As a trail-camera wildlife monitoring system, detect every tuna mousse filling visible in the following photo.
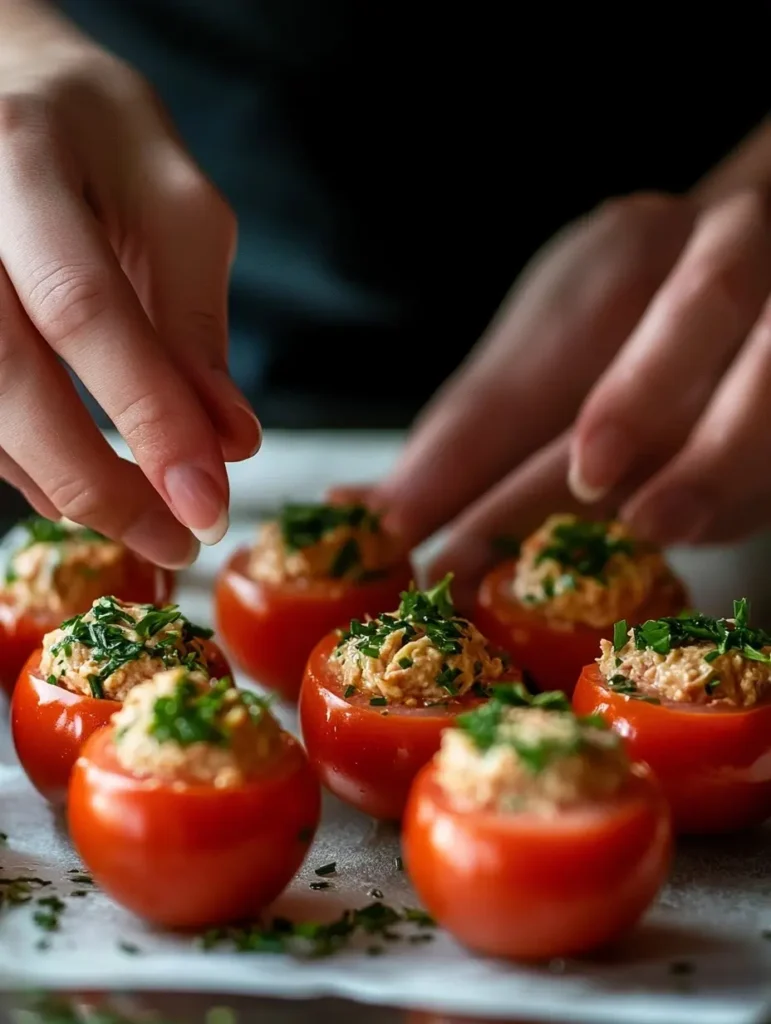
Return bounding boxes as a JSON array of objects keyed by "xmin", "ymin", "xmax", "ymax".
[
  {"xmin": 111, "ymin": 668, "xmax": 281, "ymax": 788},
  {"xmin": 331, "ymin": 574, "xmax": 506, "ymax": 706},
  {"xmin": 3, "ymin": 517, "xmax": 131, "ymax": 616},
  {"xmin": 511, "ymin": 514, "xmax": 681, "ymax": 629},
  {"xmin": 247, "ymin": 502, "xmax": 402, "ymax": 586},
  {"xmin": 39, "ymin": 596, "xmax": 215, "ymax": 701},
  {"xmin": 435, "ymin": 686, "xmax": 629, "ymax": 815},
  {"xmin": 599, "ymin": 599, "xmax": 771, "ymax": 707}
]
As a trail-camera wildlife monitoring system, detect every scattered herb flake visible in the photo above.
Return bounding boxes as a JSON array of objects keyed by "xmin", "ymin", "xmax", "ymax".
[
  {"xmin": 343, "ymin": 685, "xmax": 356, "ymax": 698},
  {"xmin": 314, "ymin": 862, "xmax": 337, "ymax": 877}
]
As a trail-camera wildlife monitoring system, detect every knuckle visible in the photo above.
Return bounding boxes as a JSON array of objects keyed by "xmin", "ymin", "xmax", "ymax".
[
  {"xmin": 111, "ymin": 390, "xmax": 172, "ymax": 453},
  {"xmin": 0, "ymin": 93, "xmax": 50, "ymax": 140},
  {"xmin": 47, "ymin": 476, "xmax": 111, "ymax": 527},
  {"xmin": 24, "ymin": 261, "xmax": 110, "ymax": 348},
  {"xmin": 674, "ymin": 255, "xmax": 752, "ymax": 326}
]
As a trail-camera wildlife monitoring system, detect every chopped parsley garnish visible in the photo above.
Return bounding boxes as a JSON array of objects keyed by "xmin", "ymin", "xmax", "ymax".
[
  {"xmin": 329, "ymin": 538, "xmax": 362, "ymax": 579},
  {"xmin": 613, "ymin": 619, "xmax": 628, "ymax": 651},
  {"xmin": 16, "ymin": 516, "xmax": 106, "ymax": 548},
  {"xmin": 279, "ymin": 502, "xmax": 380, "ymax": 551},
  {"xmin": 455, "ymin": 684, "xmax": 613, "ymax": 773},
  {"xmin": 535, "ymin": 518, "xmax": 634, "ymax": 582},
  {"xmin": 369, "ymin": 696, "xmax": 388, "ymax": 707},
  {"xmin": 343, "ymin": 684, "xmax": 356, "ymax": 698},
  {"xmin": 49, "ymin": 597, "xmax": 213, "ymax": 692},
  {"xmin": 314, "ymin": 862, "xmax": 336, "ymax": 877},
  {"xmin": 607, "ymin": 674, "xmax": 660, "ymax": 705},
  {"xmin": 33, "ymin": 895, "xmax": 66, "ymax": 932},
  {"xmin": 436, "ymin": 665, "xmax": 461, "ymax": 694},
  {"xmin": 198, "ymin": 901, "xmax": 435, "ymax": 958},
  {"xmin": 118, "ymin": 941, "xmax": 141, "ymax": 955},
  {"xmin": 149, "ymin": 675, "xmax": 270, "ymax": 747},
  {"xmin": 618, "ymin": 598, "xmax": 771, "ymax": 671},
  {"xmin": 337, "ymin": 574, "xmax": 467, "ymax": 665},
  {"xmin": 398, "ymin": 656, "xmax": 413, "ymax": 669}
]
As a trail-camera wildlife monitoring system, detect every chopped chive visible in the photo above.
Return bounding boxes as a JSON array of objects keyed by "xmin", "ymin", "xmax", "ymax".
[
  {"xmin": 369, "ymin": 696, "xmax": 388, "ymax": 707},
  {"xmin": 343, "ymin": 685, "xmax": 356, "ymax": 698},
  {"xmin": 314, "ymin": 862, "xmax": 336, "ymax": 877}
]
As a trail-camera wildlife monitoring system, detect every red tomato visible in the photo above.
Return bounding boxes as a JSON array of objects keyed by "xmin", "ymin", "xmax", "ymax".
[
  {"xmin": 573, "ymin": 662, "xmax": 771, "ymax": 834},
  {"xmin": 298, "ymin": 633, "xmax": 506, "ymax": 821},
  {"xmin": 473, "ymin": 560, "xmax": 687, "ymax": 697},
  {"xmin": 214, "ymin": 547, "xmax": 414, "ymax": 701},
  {"xmin": 403, "ymin": 759, "xmax": 671, "ymax": 960},
  {"xmin": 0, "ymin": 558, "xmax": 174, "ymax": 698},
  {"xmin": 68, "ymin": 725, "xmax": 321, "ymax": 929},
  {"xmin": 11, "ymin": 640, "xmax": 230, "ymax": 807}
]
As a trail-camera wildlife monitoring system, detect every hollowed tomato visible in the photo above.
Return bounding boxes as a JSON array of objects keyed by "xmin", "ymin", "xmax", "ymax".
[
  {"xmin": 299, "ymin": 632, "xmax": 502, "ymax": 821},
  {"xmin": 0, "ymin": 559, "xmax": 174, "ymax": 698},
  {"xmin": 68, "ymin": 725, "xmax": 321, "ymax": 929},
  {"xmin": 214, "ymin": 548, "xmax": 414, "ymax": 701},
  {"xmin": 10, "ymin": 640, "xmax": 230, "ymax": 807},
  {"xmin": 573, "ymin": 662, "xmax": 771, "ymax": 834},
  {"xmin": 403, "ymin": 759, "xmax": 671, "ymax": 960},
  {"xmin": 473, "ymin": 560, "xmax": 687, "ymax": 697}
]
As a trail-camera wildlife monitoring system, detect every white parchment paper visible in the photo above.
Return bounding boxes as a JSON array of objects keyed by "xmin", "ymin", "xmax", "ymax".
[{"xmin": 2, "ymin": 431, "xmax": 771, "ymax": 1023}]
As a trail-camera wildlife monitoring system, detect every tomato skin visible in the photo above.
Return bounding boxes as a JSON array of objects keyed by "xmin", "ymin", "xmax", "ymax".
[
  {"xmin": 0, "ymin": 558, "xmax": 174, "ymax": 699},
  {"xmin": 473, "ymin": 560, "xmax": 687, "ymax": 697},
  {"xmin": 299, "ymin": 633, "xmax": 494, "ymax": 821},
  {"xmin": 573, "ymin": 662, "xmax": 771, "ymax": 834},
  {"xmin": 68, "ymin": 726, "xmax": 321, "ymax": 929},
  {"xmin": 10, "ymin": 640, "xmax": 230, "ymax": 807},
  {"xmin": 403, "ymin": 760, "xmax": 671, "ymax": 960},
  {"xmin": 214, "ymin": 547, "xmax": 414, "ymax": 701}
]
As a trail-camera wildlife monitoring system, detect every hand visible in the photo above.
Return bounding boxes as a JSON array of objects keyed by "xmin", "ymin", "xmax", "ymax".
[
  {"xmin": 376, "ymin": 185, "xmax": 771, "ymax": 607},
  {"xmin": 0, "ymin": 5, "xmax": 259, "ymax": 567}
]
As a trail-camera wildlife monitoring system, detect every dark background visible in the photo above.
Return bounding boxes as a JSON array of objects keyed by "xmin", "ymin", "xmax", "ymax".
[{"xmin": 1, "ymin": 1, "xmax": 769, "ymax": 528}]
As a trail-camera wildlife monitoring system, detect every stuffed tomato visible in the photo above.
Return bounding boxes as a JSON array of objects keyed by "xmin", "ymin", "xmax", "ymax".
[
  {"xmin": 215, "ymin": 501, "xmax": 413, "ymax": 700},
  {"xmin": 474, "ymin": 514, "xmax": 687, "ymax": 697}
]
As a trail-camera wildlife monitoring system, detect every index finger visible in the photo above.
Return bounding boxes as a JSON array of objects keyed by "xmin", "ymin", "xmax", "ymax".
[{"xmin": 0, "ymin": 122, "xmax": 230, "ymax": 545}]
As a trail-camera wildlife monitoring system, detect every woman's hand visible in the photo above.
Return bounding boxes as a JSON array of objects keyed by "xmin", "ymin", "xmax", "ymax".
[
  {"xmin": 0, "ymin": 2, "xmax": 259, "ymax": 567},
  {"xmin": 377, "ymin": 169, "xmax": 771, "ymax": 606}
]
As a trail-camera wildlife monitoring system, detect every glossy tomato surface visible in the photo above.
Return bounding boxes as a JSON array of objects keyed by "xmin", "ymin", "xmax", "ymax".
[
  {"xmin": 573, "ymin": 662, "xmax": 771, "ymax": 834},
  {"xmin": 10, "ymin": 639, "xmax": 230, "ymax": 807},
  {"xmin": 474, "ymin": 560, "xmax": 687, "ymax": 697},
  {"xmin": 299, "ymin": 632, "xmax": 492, "ymax": 821},
  {"xmin": 68, "ymin": 726, "xmax": 321, "ymax": 929},
  {"xmin": 215, "ymin": 547, "xmax": 414, "ymax": 701},
  {"xmin": 403, "ymin": 760, "xmax": 671, "ymax": 960},
  {"xmin": 0, "ymin": 557, "xmax": 174, "ymax": 699}
]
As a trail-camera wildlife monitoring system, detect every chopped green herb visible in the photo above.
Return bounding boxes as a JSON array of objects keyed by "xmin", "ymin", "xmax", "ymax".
[
  {"xmin": 436, "ymin": 665, "xmax": 461, "ymax": 694},
  {"xmin": 69, "ymin": 890, "xmax": 89, "ymax": 898},
  {"xmin": 46, "ymin": 675, "xmax": 58, "ymax": 687},
  {"xmin": 310, "ymin": 881, "xmax": 330, "ymax": 891},
  {"xmin": 606, "ymin": 674, "xmax": 661, "ymax": 704},
  {"xmin": 398, "ymin": 656, "xmax": 413, "ymax": 669},
  {"xmin": 706, "ymin": 676, "xmax": 721, "ymax": 694},
  {"xmin": 626, "ymin": 600, "xmax": 771, "ymax": 672},
  {"xmin": 149, "ymin": 674, "xmax": 269, "ymax": 748},
  {"xmin": 118, "ymin": 941, "xmax": 141, "ymax": 955},
  {"xmin": 542, "ymin": 576, "xmax": 556, "ymax": 599},
  {"xmin": 87, "ymin": 674, "xmax": 104, "ymax": 700},
  {"xmin": 329, "ymin": 538, "xmax": 362, "ymax": 579},
  {"xmin": 402, "ymin": 908, "xmax": 436, "ymax": 928},
  {"xmin": 279, "ymin": 503, "xmax": 379, "ymax": 552},
  {"xmin": 613, "ymin": 620, "xmax": 628, "ymax": 651},
  {"xmin": 315, "ymin": 862, "xmax": 337, "ymax": 877},
  {"xmin": 535, "ymin": 519, "xmax": 634, "ymax": 582},
  {"xmin": 343, "ymin": 685, "xmax": 356, "ymax": 698},
  {"xmin": 369, "ymin": 888, "xmax": 384, "ymax": 900},
  {"xmin": 33, "ymin": 895, "xmax": 66, "ymax": 932},
  {"xmin": 395, "ymin": 856, "xmax": 404, "ymax": 871},
  {"xmin": 67, "ymin": 874, "xmax": 92, "ymax": 885},
  {"xmin": 369, "ymin": 696, "xmax": 388, "ymax": 707},
  {"xmin": 456, "ymin": 685, "xmax": 615, "ymax": 772}
]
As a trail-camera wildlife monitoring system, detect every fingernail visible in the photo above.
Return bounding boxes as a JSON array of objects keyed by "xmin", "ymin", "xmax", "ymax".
[
  {"xmin": 123, "ymin": 510, "xmax": 201, "ymax": 570},
  {"xmin": 625, "ymin": 488, "xmax": 710, "ymax": 545},
  {"xmin": 164, "ymin": 464, "xmax": 229, "ymax": 545},
  {"xmin": 569, "ymin": 424, "xmax": 632, "ymax": 504}
]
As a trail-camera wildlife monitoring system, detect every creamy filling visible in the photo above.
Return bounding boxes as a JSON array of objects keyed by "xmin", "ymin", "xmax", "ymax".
[
  {"xmin": 247, "ymin": 503, "xmax": 399, "ymax": 585},
  {"xmin": 112, "ymin": 668, "xmax": 280, "ymax": 787},
  {"xmin": 3, "ymin": 517, "xmax": 129, "ymax": 616},
  {"xmin": 511, "ymin": 513, "xmax": 680, "ymax": 629},
  {"xmin": 436, "ymin": 701, "xmax": 629, "ymax": 815},
  {"xmin": 39, "ymin": 596, "xmax": 214, "ymax": 701}
]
